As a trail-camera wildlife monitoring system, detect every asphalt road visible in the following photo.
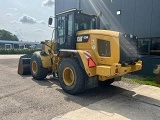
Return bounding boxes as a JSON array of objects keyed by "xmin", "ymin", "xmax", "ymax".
[{"xmin": 0, "ymin": 55, "xmax": 160, "ymax": 120}]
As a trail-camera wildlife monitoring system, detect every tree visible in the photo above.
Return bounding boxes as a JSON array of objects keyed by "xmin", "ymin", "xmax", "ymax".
[{"xmin": 0, "ymin": 29, "xmax": 19, "ymax": 41}]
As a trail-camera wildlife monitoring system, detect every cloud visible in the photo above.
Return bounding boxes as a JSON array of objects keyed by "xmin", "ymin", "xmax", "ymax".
[
  {"xmin": 35, "ymin": 29, "xmax": 44, "ymax": 32},
  {"xmin": 42, "ymin": 0, "xmax": 55, "ymax": 8},
  {"xmin": 5, "ymin": 13, "xmax": 13, "ymax": 17},
  {"xmin": 9, "ymin": 8, "xmax": 18, "ymax": 11},
  {"xmin": 19, "ymin": 14, "xmax": 37, "ymax": 24},
  {"xmin": 38, "ymin": 20, "xmax": 46, "ymax": 24},
  {"xmin": 10, "ymin": 20, "xmax": 19, "ymax": 24},
  {"xmin": 19, "ymin": 15, "xmax": 47, "ymax": 25}
]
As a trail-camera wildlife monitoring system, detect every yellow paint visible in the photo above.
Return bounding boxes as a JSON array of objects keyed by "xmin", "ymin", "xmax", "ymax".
[
  {"xmin": 63, "ymin": 67, "xmax": 75, "ymax": 86},
  {"xmin": 34, "ymin": 29, "xmax": 142, "ymax": 82},
  {"xmin": 76, "ymin": 30, "xmax": 142, "ymax": 79},
  {"xmin": 77, "ymin": 30, "xmax": 120, "ymax": 65},
  {"xmin": 77, "ymin": 50, "xmax": 96, "ymax": 76},
  {"xmin": 34, "ymin": 40, "xmax": 59, "ymax": 69},
  {"xmin": 32, "ymin": 61, "xmax": 38, "ymax": 74},
  {"xmin": 96, "ymin": 66, "xmax": 111, "ymax": 76}
]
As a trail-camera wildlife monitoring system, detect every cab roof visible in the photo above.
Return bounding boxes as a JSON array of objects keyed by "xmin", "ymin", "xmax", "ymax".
[{"xmin": 77, "ymin": 30, "xmax": 120, "ymax": 38}]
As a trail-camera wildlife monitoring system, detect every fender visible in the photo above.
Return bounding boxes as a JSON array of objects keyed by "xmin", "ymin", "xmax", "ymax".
[
  {"xmin": 58, "ymin": 49, "xmax": 97, "ymax": 77},
  {"xmin": 58, "ymin": 49, "xmax": 84, "ymax": 69},
  {"xmin": 34, "ymin": 51, "xmax": 52, "ymax": 68}
]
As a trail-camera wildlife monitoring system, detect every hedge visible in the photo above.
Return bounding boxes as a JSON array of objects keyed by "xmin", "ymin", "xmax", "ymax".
[{"xmin": 0, "ymin": 49, "xmax": 41, "ymax": 54}]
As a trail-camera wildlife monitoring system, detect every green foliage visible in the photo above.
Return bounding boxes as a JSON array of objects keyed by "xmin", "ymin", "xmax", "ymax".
[
  {"xmin": 132, "ymin": 77, "xmax": 160, "ymax": 87},
  {"xmin": 143, "ymin": 76, "xmax": 155, "ymax": 81},
  {"xmin": 0, "ymin": 49, "xmax": 40, "ymax": 54},
  {"xmin": 0, "ymin": 29, "xmax": 19, "ymax": 41}
]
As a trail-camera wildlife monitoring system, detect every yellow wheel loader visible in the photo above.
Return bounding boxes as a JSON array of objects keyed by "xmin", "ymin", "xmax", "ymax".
[{"xmin": 18, "ymin": 9, "xmax": 142, "ymax": 94}]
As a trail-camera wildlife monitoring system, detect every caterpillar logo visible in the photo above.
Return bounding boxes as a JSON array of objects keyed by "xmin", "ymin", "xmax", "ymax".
[
  {"xmin": 77, "ymin": 36, "xmax": 83, "ymax": 42},
  {"xmin": 77, "ymin": 35, "xmax": 89, "ymax": 42}
]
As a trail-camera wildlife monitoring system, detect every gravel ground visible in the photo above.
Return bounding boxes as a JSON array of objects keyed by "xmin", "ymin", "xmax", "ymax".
[{"xmin": 0, "ymin": 57, "xmax": 159, "ymax": 120}]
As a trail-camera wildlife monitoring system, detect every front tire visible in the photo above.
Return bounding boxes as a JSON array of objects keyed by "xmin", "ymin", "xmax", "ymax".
[
  {"xmin": 58, "ymin": 58, "xmax": 86, "ymax": 95},
  {"xmin": 30, "ymin": 53, "xmax": 48, "ymax": 80}
]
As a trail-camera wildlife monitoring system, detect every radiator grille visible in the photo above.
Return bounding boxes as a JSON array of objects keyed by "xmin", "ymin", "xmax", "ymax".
[
  {"xmin": 97, "ymin": 39, "xmax": 111, "ymax": 57},
  {"xmin": 119, "ymin": 33, "xmax": 138, "ymax": 65}
]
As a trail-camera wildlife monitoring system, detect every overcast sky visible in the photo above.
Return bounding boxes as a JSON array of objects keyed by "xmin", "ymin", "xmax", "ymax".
[{"xmin": 0, "ymin": 0, "xmax": 55, "ymax": 42}]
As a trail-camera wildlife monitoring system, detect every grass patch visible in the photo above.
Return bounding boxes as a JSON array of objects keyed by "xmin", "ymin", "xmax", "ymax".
[
  {"xmin": 0, "ymin": 48, "xmax": 41, "ymax": 54},
  {"xmin": 132, "ymin": 77, "xmax": 160, "ymax": 87}
]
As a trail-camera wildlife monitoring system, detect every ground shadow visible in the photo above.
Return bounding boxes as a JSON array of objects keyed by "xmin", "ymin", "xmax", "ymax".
[
  {"xmin": 61, "ymin": 86, "xmax": 160, "ymax": 120},
  {"xmin": 19, "ymin": 74, "xmax": 32, "ymax": 78},
  {"xmin": 31, "ymin": 75, "xmax": 160, "ymax": 120},
  {"xmin": 31, "ymin": 75, "xmax": 60, "ymax": 88}
]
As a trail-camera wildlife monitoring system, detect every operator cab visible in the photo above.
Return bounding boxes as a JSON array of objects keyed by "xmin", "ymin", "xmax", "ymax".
[{"xmin": 50, "ymin": 9, "xmax": 99, "ymax": 50}]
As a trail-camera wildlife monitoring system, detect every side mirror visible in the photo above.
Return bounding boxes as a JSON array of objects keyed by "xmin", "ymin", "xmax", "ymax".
[{"xmin": 48, "ymin": 17, "xmax": 53, "ymax": 25}]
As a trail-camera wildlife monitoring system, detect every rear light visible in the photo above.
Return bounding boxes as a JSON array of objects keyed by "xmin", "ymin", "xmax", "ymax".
[
  {"xmin": 84, "ymin": 51, "xmax": 96, "ymax": 68},
  {"xmin": 88, "ymin": 58, "xmax": 96, "ymax": 68}
]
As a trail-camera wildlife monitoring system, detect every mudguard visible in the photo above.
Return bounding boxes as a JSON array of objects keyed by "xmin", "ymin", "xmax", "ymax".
[{"xmin": 58, "ymin": 49, "xmax": 97, "ymax": 77}]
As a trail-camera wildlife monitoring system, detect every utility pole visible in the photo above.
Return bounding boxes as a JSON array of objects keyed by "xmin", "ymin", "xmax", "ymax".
[{"xmin": 77, "ymin": 0, "xmax": 80, "ymax": 9}]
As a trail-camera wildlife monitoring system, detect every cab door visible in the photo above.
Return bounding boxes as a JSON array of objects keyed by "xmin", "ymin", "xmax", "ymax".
[
  {"xmin": 66, "ymin": 14, "xmax": 76, "ymax": 49},
  {"xmin": 56, "ymin": 16, "xmax": 66, "ymax": 49},
  {"xmin": 56, "ymin": 13, "xmax": 76, "ymax": 50}
]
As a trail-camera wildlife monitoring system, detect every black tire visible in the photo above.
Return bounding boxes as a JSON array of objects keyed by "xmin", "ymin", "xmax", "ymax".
[
  {"xmin": 99, "ymin": 79, "xmax": 114, "ymax": 86},
  {"xmin": 58, "ymin": 58, "xmax": 86, "ymax": 95},
  {"xmin": 30, "ymin": 53, "xmax": 48, "ymax": 80}
]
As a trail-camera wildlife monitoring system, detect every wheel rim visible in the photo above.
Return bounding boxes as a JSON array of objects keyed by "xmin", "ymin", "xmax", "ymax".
[
  {"xmin": 32, "ymin": 61, "xmax": 38, "ymax": 74},
  {"xmin": 63, "ymin": 67, "xmax": 75, "ymax": 86}
]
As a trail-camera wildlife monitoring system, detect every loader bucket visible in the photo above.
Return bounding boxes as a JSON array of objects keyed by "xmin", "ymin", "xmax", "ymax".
[{"xmin": 17, "ymin": 54, "xmax": 32, "ymax": 75}]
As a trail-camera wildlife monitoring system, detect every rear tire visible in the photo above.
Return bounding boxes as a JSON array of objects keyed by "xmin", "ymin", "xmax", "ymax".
[
  {"xmin": 30, "ymin": 53, "xmax": 48, "ymax": 80},
  {"xmin": 58, "ymin": 58, "xmax": 86, "ymax": 95}
]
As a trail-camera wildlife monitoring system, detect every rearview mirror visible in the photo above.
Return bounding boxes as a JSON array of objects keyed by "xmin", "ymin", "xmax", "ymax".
[{"xmin": 48, "ymin": 17, "xmax": 53, "ymax": 25}]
